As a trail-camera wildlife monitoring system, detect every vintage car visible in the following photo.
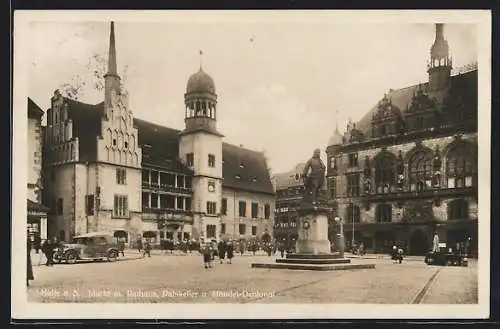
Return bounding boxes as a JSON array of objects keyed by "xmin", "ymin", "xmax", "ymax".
[
  {"xmin": 54, "ymin": 232, "xmax": 120, "ymax": 264},
  {"xmin": 424, "ymin": 250, "xmax": 468, "ymax": 267}
]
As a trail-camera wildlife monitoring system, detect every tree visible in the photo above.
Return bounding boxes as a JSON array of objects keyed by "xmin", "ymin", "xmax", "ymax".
[{"xmin": 58, "ymin": 51, "xmax": 128, "ymax": 101}]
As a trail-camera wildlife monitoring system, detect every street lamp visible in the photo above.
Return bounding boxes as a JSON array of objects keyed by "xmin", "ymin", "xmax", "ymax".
[
  {"xmin": 334, "ymin": 216, "xmax": 345, "ymax": 258},
  {"xmin": 351, "ymin": 206, "xmax": 355, "ymax": 247}
]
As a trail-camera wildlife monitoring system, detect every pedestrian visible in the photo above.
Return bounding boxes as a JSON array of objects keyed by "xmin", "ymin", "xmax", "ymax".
[
  {"xmin": 359, "ymin": 242, "xmax": 365, "ymax": 256},
  {"xmin": 279, "ymin": 240, "xmax": 285, "ymax": 258},
  {"xmin": 136, "ymin": 237, "xmax": 143, "ymax": 255},
  {"xmin": 226, "ymin": 241, "xmax": 234, "ymax": 264},
  {"xmin": 27, "ymin": 233, "xmax": 34, "ymax": 286},
  {"xmin": 34, "ymin": 235, "xmax": 41, "ymax": 254},
  {"xmin": 432, "ymin": 231, "xmax": 440, "ymax": 253},
  {"xmin": 144, "ymin": 239, "xmax": 152, "ymax": 258},
  {"xmin": 118, "ymin": 239, "xmax": 125, "ymax": 256},
  {"xmin": 397, "ymin": 247, "xmax": 404, "ymax": 264},
  {"xmin": 202, "ymin": 243, "xmax": 213, "ymax": 269},
  {"xmin": 217, "ymin": 240, "xmax": 226, "ymax": 264},
  {"xmin": 391, "ymin": 246, "xmax": 399, "ymax": 264},
  {"xmin": 42, "ymin": 238, "xmax": 54, "ymax": 266}
]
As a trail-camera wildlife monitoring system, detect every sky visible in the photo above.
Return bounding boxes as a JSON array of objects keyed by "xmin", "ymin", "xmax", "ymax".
[{"xmin": 27, "ymin": 19, "xmax": 477, "ymax": 174}]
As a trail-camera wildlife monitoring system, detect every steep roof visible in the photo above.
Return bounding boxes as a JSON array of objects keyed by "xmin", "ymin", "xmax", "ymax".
[
  {"xmin": 28, "ymin": 98, "xmax": 44, "ymax": 119},
  {"xmin": 133, "ymin": 118, "xmax": 192, "ymax": 174},
  {"xmin": 354, "ymin": 70, "xmax": 477, "ymax": 139},
  {"xmin": 221, "ymin": 143, "xmax": 274, "ymax": 195}
]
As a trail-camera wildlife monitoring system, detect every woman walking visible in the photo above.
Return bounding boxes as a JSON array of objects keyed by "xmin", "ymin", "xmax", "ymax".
[
  {"xmin": 226, "ymin": 241, "xmax": 234, "ymax": 264},
  {"xmin": 217, "ymin": 240, "xmax": 226, "ymax": 264}
]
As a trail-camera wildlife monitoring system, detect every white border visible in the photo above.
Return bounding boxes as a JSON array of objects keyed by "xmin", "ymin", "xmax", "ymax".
[{"xmin": 12, "ymin": 10, "xmax": 491, "ymax": 319}]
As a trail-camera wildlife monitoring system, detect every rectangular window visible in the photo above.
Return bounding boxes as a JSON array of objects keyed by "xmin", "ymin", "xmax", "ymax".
[
  {"xmin": 141, "ymin": 192, "xmax": 150, "ymax": 208},
  {"xmin": 348, "ymin": 153, "xmax": 358, "ymax": 167},
  {"xmin": 85, "ymin": 195, "xmax": 94, "ymax": 215},
  {"xmin": 151, "ymin": 171, "xmax": 158, "ymax": 185},
  {"xmin": 329, "ymin": 177, "xmax": 337, "ymax": 198},
  {"xmin": 252, "ymin": 226, "xmax": 257, "ymax": 236},
  {"xmin": 113, "ymin": 195, "xmax": 128, "ymax": 217},
  {"xmin": 176, "ymin": 197, "xmax": 184, "ymax": 209},
  {"xmin": 206, "ymin": 201, "xmax": 217, "ymax": 215},
  {"xmin": 141, "ymin": 170, "xmax": 150, "ymax": 184},
  {"xmin": 116, "ymin": 168, "xmax": 127, "ymax": 185},
  {"xmin": 208, "ymin": 154, "xmax": 216, "ymax": 167},
  {"xmin": 346, "ymin": 174, "xmax": 360, "ymax": 197},
  {"xmin": 185, "ymin": 176, "xmax": 192, "ymax": 188},
  {"xmin": 238, "ymin": 201, "xmax": 247, "ymax": 217},
  {"xmin": 151, "ymin": 193, "xmax": 158, "ymax": 208},
  {"xmin": 221, "ymin": 223, "xmax": 226, "ymax": 234},
  {"xmin": 186, "ymin": 153, "xmax": 194, "ymax": 167},
  {"xmin": 57, "ymin": 198, "xmax": 63, "ymax": 215},
  {"xmin": 239, "ymin": 223, "xmax": 246, "ymax": 235},
  {"xmin": 185, "ymin": 198, "xmax": 192, "ymax": 211},
  {"xmin": 176, "ymin": 175, "xmax": 185, "ymax": 188},
  {"xmin": 264, "ymin": 204, "xmax": 270, "ymax": 219},
  {"xmin": 221, "ymin": 198, "xmax": 227, "ymax": 215},
  {"xmin": 251, "ymin": 203, "xmax": 259, "ymax": 219},
  {"xmin": 206, "ymin": 224, "xmax": 216, "ymax": 239}
]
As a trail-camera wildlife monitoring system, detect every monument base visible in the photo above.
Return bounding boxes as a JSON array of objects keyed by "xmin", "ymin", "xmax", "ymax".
[{"xmin": 251, "ymin": 206, "xmax": 375, "ymax": 271}]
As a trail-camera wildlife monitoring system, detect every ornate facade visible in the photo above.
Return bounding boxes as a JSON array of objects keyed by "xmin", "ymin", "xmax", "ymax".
[
  {"xmin": 326, "ymin": 24, "xmax": 478, "ymax": 255},
  {"xmin": 42, "ymin": 22, "xmax": 275, "ymax": 244}
]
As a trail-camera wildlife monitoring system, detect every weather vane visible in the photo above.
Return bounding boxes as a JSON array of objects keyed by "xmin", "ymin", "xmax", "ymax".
[{"xmin": 199, "ymin": 49, "xmax": 203, "ymax": 70}]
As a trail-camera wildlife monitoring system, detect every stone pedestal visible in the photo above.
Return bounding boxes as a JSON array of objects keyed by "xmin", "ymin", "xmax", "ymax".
[
  {"xmin": 295, "ymin": 209, "xmax": 330, "ymax": 254},
  {"xmin": 251, "ymin": 203, "xmax": 375, "ymax": 272}
]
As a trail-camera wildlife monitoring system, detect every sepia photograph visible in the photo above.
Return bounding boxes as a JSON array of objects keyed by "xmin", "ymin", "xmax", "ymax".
[{"xmin": 13, "ymin": 10, "xmax": 491, "ymax": 319}]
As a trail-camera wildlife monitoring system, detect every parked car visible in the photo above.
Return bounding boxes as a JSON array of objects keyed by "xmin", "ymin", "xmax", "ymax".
[
  {"xmin": 424, "ymin": 250, "xmax": 468, "ymax": 267},
  {"xmin": 54, "ymin": 232, "xmax": 120, "ymax": 264}
]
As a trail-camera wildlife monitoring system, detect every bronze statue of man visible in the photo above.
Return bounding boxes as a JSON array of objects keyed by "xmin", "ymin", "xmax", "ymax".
[{"xmin": 302, "ymin": 148, "xmax": 326, "ymax": 205}]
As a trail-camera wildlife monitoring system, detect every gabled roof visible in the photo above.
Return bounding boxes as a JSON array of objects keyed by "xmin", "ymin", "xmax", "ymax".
[
  {"xmin": 222, "ymin": 143, "xmax": 274, "ymax": 195},
  {"xmin": 28, "ymin": 98, "xmax": 44, "ymax": 119},
  {"xmin": 354, "ymin": 70, "xmax": 477, "ymax": 139}
]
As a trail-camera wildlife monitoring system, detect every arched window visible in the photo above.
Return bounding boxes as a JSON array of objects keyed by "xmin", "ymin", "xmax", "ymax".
[
  {"xmin": 446, "ymin": 144, "xmax": 474, "ymax": 188},
  {"xmin": 409, "ymin": 151, "xmax": 433, "ymax": 192},
  {"xmin": 448, "ymin": 199, "xmax": 469, "ymax": 220},
  {"xmin": 345, "ymin": 203, "xmax": 361, "ymax": 223},
  {"xmin": 374, "ymin": 152, "xmax": 396, "ymax": 193},
  {"xmin": 376, "ymin": 204, "xmax": 392, "ymax": 223}
]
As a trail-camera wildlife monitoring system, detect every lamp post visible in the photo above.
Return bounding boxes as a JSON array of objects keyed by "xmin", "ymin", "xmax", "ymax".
[
  {"xmin": 334, "ymin": 216, "xmax": 345, "ymax": 258},
  {"xmin": 351, "ymin": 206, "xmax": 355, "ymax": 248}
]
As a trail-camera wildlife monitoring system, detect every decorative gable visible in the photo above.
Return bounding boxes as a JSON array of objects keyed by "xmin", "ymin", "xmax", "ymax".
[{"xmin": 371, "ymin": 94, "xmax": 403, "ymax": 138}]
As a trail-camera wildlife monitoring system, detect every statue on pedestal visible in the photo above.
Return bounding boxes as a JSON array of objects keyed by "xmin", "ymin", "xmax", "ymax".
[
  {"xmin": 432, "ymin": 147, "xmax": 442, "ymax": 187},
  {"xmin": 301, "ymin": 148, "xmax": 326, "ymax": 206}
]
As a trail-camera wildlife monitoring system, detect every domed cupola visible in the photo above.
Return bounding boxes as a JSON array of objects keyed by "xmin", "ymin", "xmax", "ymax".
[
  {"xmin": 182, "ymin": 64, "xmax": 222, "ymax": 137},
  {"xmin": 186, "ymin": 68, "xmax": 216, "ymax": 95}
]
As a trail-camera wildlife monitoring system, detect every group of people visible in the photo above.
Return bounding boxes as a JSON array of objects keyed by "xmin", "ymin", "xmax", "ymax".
[{"xmin": 202, "ymin": 240, "xmax": 235, "ymax": 269}]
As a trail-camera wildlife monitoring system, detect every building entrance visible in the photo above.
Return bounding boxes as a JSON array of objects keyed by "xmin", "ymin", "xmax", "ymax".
[{"xmin": 409, "ymin": 229, "xmax": 429, "ymax": 255}]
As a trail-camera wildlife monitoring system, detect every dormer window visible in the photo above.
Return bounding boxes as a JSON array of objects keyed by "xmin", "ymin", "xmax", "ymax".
[
  {"xmin": 235, "ymin": 175, "xmax": 241, "ymax": 179},
  {"xmin": 251, "ymin": 177, "xmax": 257, "ymax": 183},
  {"xmin": 239, "ymin": 163, "xmax": 245, "ymax": 169}
]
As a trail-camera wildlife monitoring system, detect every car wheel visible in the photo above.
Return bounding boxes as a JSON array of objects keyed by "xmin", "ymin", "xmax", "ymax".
[
  {"xmin": 446, "ymin": 260, "xmax": 453, "ymax": 266},
  {"xmin": 107, "ymin": 250, "xmax": 118, "ymax": 262},
  {"xmin": 66, "ymin": 252, "xmax": 77, "ymax": 264},
  {"xmin": 426, "ymin": 257, "xmax": 434, "ymax": 265}
]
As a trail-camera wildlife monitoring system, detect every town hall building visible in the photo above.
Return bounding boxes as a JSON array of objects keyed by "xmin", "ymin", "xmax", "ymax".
[
  {"xmin": 41, "ymin": 22, "xmax": 275, "ymax": 244},
  {"xmin": 326, "ymin": 24, "xmax": 478, "ymax": 256}
]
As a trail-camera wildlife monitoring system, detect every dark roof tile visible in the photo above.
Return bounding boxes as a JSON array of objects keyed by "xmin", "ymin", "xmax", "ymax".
[
  {"xmin": 28, "ymin": 98, "xmax": 44, "ymax": 119},
  {"xmin": 27, "ymin": 199, "xmax": 50, "ymax": 213},
  {"xmin": 222, "ymin": 143, "xmax": 274, "ymax": 195}
]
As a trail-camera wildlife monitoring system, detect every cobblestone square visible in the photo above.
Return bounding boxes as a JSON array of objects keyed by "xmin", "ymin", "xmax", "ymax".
[{"xmin": 27, "ymin": 253, "xmax": 478, "ymax": 304}]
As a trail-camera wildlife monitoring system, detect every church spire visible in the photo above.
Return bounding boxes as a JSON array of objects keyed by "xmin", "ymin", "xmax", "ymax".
[
  {"xmin": 104, "ymin": 21, "xmax": 121, "ymax": 111},
  {"xmin": 427, "ymin": 23, "xmax": 451, "ymax": 91},
  {"xmin": 106, "ymin": 21, "xmax": 118, "ymax": 76}
]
